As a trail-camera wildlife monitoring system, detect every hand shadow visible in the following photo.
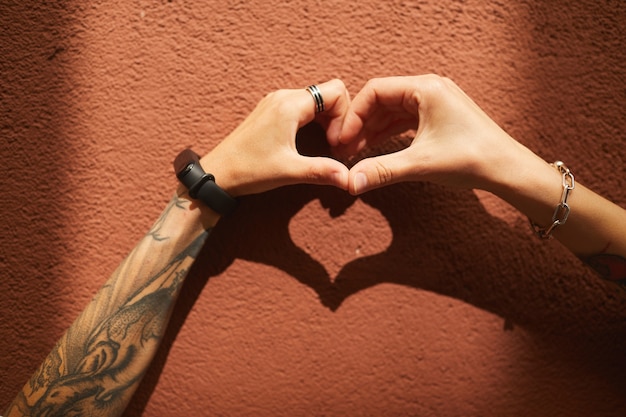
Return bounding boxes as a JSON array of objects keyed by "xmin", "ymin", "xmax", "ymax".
[
  {"xmin": 124, "ymin": 122, "xmax": 626, "ymax": 416},
  {"xmin": 123, "ymin": 122, "xmax": 357, "ymax": 416},
  {"xmin": 196, "ymin": 121, "xmax": 360, "ymax": 299},
  {"xmin": 202, "ymin": 122, "xmax": 625, "ymax": 336}
]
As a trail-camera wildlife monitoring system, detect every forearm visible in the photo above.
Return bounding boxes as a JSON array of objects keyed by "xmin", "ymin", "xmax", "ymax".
[
  {"xmin": 6, "ymin": 190, "xmax": 218, "ymax": 417},
  {"xmin": 489, "ymin": 144, "xmax": 626, "ymax": 281}
]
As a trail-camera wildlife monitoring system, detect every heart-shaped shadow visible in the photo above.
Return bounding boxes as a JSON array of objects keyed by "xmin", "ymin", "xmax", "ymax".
[{"xmin": 206, "ymin": 180, "xmax": 518, "ymax": 312}]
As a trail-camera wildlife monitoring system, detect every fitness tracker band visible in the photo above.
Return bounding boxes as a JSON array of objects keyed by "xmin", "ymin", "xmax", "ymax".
[{"xmin": 174, "ymin": 148, "xmax": 238, "ymax": 216}]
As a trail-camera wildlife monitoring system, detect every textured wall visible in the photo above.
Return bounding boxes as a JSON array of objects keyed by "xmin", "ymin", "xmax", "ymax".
[{"xmin": 1, "ymin": 0, "xmax": 625, "ymax": 415}]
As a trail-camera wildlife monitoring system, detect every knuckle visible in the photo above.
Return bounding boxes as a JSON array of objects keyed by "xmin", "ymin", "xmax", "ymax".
[
  {"xmin": 424, "ymin": 74, "xmax": 448, "ymax": 92},
  {"xmin": 264, "ymin": 90, "xmax": 296, "ymax": 117},
  {"xmin": 440, "ymin": 75, "xmax": 454, "ymax": 84},
  {"xmin": 328, "ymin": 78, "xmax": 346, "ymax": 91},
  {"xmin": 275, "ymin": 98, "xmax": 293, "ymax": 115},
  {"xmin": 265, "ymin": 89, "xmax": 293, "ymax": 103},
  {"xmin": 265, "ymin": 89, "xmax": 289, "ymax": 102},
  {"xmin": 440, "ymin": 76, "xmax": 458, "ymax": 90},
  {"xmin": 303, "ymin": 165, "xmax": 325, "ymax": 183},
  {"xmin": 364, "ymin": 78, "xmax": 381, "ymax": 91},
  {"xmin": 373, "ymin": 160, "xmax": 393, "ymax": 185},
  {"xmin": 414, "ymin": 75, "xmax": 455, "ymax": 106},
  {"xmin": 263, "ymin": 90, "xmax": 278, "ymax": 102},
  {"xmin": 329, "ymin": 78, "xmax": 348, "ymax": 98}
]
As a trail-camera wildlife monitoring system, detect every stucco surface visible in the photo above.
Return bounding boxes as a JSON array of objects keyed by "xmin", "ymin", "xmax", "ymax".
[{"xmin": 1, "ymin": 0, "xmax": 625, "ymax": 416}]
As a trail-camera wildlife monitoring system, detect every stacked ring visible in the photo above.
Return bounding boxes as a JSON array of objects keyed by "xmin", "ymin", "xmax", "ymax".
[{"xmin": 306, "ymin": 84, "xmax": 325, "ymax": 113}]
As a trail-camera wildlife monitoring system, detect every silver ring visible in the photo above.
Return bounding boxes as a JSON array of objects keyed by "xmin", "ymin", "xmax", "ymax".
[{"xmin": 306, "ymin": 84, "xmax": 325, "ymax": 113}]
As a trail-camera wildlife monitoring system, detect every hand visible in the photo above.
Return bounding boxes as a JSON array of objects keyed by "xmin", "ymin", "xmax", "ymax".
[
  {"xmin": 198, "ymin": 79, "xmax": 351, "ymax": 197},
  {"xmin": 339, "ymin": 75, "xmax": 538, "ymax": 195}
]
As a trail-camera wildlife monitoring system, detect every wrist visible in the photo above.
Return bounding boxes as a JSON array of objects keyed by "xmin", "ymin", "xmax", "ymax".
[
  {"xmin": 198, "ymin": 151, "xmax": 241, "ymax": 197},
  {"xmin": 174, "ymin": 185, "xmax": 222, "ymax": 230},
  {"xmin": 174, "ymin": 149, "xmax": 238, "ymax": 217},
  {"xmin": 488, "ymin": 149, "xmax": 564, "ymax": 228}
]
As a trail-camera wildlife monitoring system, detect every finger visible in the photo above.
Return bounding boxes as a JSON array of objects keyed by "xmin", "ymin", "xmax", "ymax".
[
  {"xmin": 299, "ymin": 79, "xmax": 350, "ymax": 145},
  {"xmin": 347, "ymin": 148, "xmax": 419, "ymax": 195},
  {"xmin": 340, "ymin": 76, "xmax": 421, "ymax": 145},
  {"xmin": 331, "ymin": 115, "xmax": 417, "ymax": 164},
  {"xmin": 288, "ymin": 154, "xmax": 350, "ymax": 190}
]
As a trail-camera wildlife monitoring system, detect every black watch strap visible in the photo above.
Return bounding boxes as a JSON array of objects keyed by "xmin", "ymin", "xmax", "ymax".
[{"xmin": 174, "ymin": 149, "xmax": 238, "ymax": 216}]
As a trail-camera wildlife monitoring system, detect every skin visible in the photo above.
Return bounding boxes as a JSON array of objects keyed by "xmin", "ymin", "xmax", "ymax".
[
  {"xmin": 339, "ymin": 75, "xmax": 626, "ymax": 281},
  {"xmin": 5, "ymin": 79, "xmax": 351, "ymax": 417},
  {"xmin": 6, "ymin": 75, "xmax": 625, "ymax": 416},
  {"xmin": 5, "ymin": 195, "xmax": 210, "ymax": 417}
]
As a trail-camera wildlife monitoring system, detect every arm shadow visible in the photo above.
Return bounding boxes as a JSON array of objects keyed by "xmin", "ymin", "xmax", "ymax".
[
  {"xmin": 332, "ymin": 181, "xmax": 626, "ymax": 335},
  {"xmin": 124, "ymin": 124, "xmax": 626, "ymax": 416}
]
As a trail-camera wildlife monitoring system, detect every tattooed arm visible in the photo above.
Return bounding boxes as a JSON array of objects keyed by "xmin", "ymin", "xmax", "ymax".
[
  {"xmin": 5, "ymin": 193, "xmax": 217, "ymax": 417},
  {"xmin": 338, "ymin": 75, "xmax": 626, "ymax": 284},
  {"xmin": 5, "ymin": 79, "xmax": 351, "ymax": 417}
]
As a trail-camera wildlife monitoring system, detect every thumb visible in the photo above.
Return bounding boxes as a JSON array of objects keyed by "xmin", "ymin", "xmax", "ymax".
[
  {"xmin": 292, "ymin": 156, "xmax": 350, "ymax": 190},
  {"xmin": 348, "ymin": 150, "xmax": 416, "ymax": 195}
]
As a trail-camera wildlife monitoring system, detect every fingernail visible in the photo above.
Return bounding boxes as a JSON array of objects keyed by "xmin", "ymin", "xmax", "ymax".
[{"xmin": 354, "ymin": 172, "xmax": 368, "ymax": 194}]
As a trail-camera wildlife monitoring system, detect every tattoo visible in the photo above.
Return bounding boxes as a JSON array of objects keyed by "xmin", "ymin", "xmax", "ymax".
[
  {"xmin": 6, "ymin": 197, "xmax": 210, "ymax": 417},
  {"xmin": 584, "ymin": 253, "xmax": 626, "ymax": 285}
]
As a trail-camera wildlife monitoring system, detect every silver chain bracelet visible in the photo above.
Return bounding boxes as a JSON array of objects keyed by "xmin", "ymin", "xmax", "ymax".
[{"xmin": 529, "ymin": 161, "xmax": 575, "ymax": 239}]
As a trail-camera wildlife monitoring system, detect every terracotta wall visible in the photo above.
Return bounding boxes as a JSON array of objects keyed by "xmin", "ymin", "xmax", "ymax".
[{"xmin": 2, "ymin": 0, "xmax": 625, "ymax": 415}]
